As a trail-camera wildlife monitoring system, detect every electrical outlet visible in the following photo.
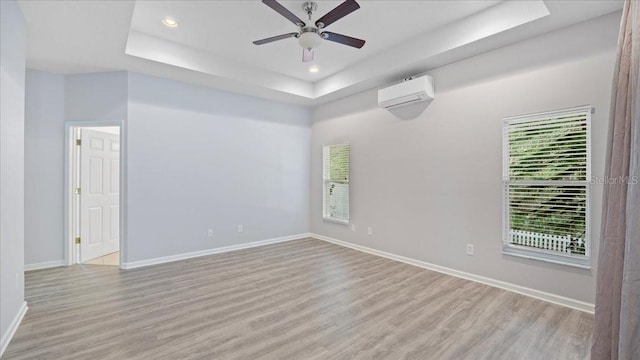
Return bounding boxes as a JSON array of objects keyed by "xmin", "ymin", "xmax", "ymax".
[
  {"xmin": 351, "ymin": 224, "xmax": 356, "ymax": 232},
  {"xmin": 237, "ymin": 224, "xmax": 243, "ymax": 233},
  {"xmin": 466, "ymin": 244, "xmax": 474, "ymax": 256},
  {"xmin": 207, "ymin": 229, "xmax": 213, "ymax": 237},
  {"xmin": 367, "ymin": 227, "xmax": 373, "ymax": 236}
]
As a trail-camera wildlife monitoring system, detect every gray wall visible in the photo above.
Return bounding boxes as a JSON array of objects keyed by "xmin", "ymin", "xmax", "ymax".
[
  {"xmin": 24, "ymin": 70, "xmax": 65, "ymax": 266},
  {"xmin": 23, "ymin": 71, "xmax": 128, "ymax": 267},
  {"xmin": 0, "ymin": 0, "xmax": 26, "ymax": 348},
  {"xmin": 65, "ymin": 72, "xmax": 128, "ymax": 122},
  {"xmin": 125, "ymin": 73, "xmax": 311, "ymax": 262},
  {"xmin": 310, "ymin": 13, "xmax": 619, "ymax": 304},
  {"xmin": 24, "ymin": 71, "xmax": 311, "ymax": 266}
]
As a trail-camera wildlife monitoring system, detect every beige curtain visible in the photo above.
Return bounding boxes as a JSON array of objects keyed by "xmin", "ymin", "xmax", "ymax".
[{"xmin": 591, "ymin": 1, "xmax": 640, "ymax": 359}]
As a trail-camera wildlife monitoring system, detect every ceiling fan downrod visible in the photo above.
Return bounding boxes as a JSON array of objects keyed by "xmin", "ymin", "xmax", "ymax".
[{"xmin": 302, "ymin": 2, "xmax": 318, "ymax": 21}]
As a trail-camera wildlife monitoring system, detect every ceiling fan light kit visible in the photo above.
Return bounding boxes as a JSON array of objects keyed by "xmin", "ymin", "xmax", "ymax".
[
  {"xmin": 253, "ymin": 0, "xmax": 366, "ymax": 62},
  {"xmin": 298, "ymin": 28, "xmax": 323, "ymax": 50}
]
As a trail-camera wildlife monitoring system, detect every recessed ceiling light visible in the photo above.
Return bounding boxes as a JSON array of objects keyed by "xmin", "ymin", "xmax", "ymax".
[
  {"xmin": 309, "ymin": 66, "xmax": 319, "ymax": 73},
  {"xmin": 162, "ymin": 17, "xmax": 178, "ymax": 28}
]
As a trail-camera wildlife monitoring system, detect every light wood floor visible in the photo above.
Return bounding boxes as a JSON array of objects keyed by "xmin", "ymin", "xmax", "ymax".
[
  {"xmin": 83, "ymin": 251, "xmax": 119, "ymax": 266},
  {"xmin": 4, "ymin": 238, "xmax": 593, "ymax": 360}
]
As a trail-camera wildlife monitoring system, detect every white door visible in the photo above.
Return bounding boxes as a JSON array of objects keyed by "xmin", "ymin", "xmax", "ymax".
[{"xmin": 79, "ymin": 128, "xmax": 120, "ymax": 262}]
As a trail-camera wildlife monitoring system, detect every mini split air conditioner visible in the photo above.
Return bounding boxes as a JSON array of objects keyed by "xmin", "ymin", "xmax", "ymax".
[{"xmin": 378, "ymin": 75, "xmax": 434, "ymax": 110}]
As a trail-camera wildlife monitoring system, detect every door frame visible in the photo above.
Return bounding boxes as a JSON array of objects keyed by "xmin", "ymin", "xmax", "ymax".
[{"xmin": 64, "ymin": 120, "xmax": 127, "ymax": 268}]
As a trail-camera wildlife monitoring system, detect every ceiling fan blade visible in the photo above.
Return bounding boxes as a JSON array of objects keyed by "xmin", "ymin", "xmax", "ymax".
[
  {"xmin": 302, "ymin": 48, "xmax": 314, "ymax": 62},
  {"xmin": 262, "ymin": 0, "xmax": 305, "ymax": 27},
  {"xmin": 253, "ymin": 32, "xmax": 299, "ymax": 45},
  {"xmin": 322, "ymin": 32, "xmax": 365, "ymax": 48},
  {"xmin": 315, "ymin": 0, "xmax": 360, "ymax": 29}
]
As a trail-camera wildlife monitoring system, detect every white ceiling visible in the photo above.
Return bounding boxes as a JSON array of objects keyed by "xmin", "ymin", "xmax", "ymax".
[
  {"xmin": 130, "ymin": 1, "xmax": 502, "ymax": 82},
  {"xmin": 19, "ymin": 0, "xmax": 623, "ymax": 106}
]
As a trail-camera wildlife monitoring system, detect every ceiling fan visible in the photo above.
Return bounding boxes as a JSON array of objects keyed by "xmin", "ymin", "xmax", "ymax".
[{"xmin": 253, "ymin": 0, "xmax": 365, "ymax": 62}]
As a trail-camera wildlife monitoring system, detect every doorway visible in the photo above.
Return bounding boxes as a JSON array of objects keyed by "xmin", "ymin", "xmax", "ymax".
[{"xmin": 68, "ymin": 125, "xmax": 121, "ymax": 266}]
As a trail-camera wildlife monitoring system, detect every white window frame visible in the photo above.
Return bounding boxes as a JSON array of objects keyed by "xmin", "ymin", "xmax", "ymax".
[
  {"xmin": 502, "ymin": 106, "xmax": 592, "ymax": 269},
  {"xmin": 322, "ymin": 144, "xmax": 350, "ymax": 224}
]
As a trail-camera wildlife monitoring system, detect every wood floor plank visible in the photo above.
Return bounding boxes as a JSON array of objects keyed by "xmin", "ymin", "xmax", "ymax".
[{"xmin": 3, "ymin": 238, "xmax": 593, "ymax": 359}]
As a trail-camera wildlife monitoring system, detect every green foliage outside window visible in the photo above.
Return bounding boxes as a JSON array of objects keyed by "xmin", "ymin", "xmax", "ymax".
[
  {"xmin": 329, "ymin": 145, "xmax": 349, "ymax": 181},
  {"xmin": 508, "ymin": 115, "xmax": 588, "ymax": 255}
]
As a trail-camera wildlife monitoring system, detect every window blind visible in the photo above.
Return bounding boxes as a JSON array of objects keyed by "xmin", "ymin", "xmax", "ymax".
[
  {"xmin": 503, "ymin": 106, "xmax": 591, "ymax": 266},
  {"xmin": 323, "ymin": 144, "xmax": 350, "ymax": 222}
]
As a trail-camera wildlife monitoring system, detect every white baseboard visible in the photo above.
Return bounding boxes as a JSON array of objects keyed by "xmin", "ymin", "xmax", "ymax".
[
  {"xmin": 121, "ymin": 233, "xmax": 311, "ymax": 270},
  {"xmin": 0, "ymin": 301, "xmax": 28, "ymax": 358},
  {"xmin": 25, "ymin": 260, "xmax": 66, "ymax": 272},
  {"xmin": 311, "ymin": 233, "xmax": 595, "ymax": 314}
]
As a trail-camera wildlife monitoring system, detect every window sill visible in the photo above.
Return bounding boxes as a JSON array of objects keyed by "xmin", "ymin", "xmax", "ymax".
[
  {"xmin": 323, "ymin": 217, "xmax": 349, "ymax": 225},
  {"xmin": 502, "ymin": 245, "xmax": 591, "ymax": 269}
]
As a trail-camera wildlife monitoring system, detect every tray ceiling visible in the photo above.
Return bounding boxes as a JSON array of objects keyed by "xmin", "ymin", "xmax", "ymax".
[{"xmin": 19, "ymin": 0, "xmax": 623, "ymax": 106}]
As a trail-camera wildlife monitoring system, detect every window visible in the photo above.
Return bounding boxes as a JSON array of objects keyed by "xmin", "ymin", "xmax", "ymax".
[
  {"xmin": 323, "ymin": 144, "xmax": 350, "ymax": 223},
  {"xmin": 503, "ymin": 106, "xmax": 591, "ymax": 268}
]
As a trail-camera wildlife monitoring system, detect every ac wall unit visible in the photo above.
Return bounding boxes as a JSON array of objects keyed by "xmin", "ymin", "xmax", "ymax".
[{"xmin": 378, "ymin": 75, "xmax": 434, "ymax": 110}]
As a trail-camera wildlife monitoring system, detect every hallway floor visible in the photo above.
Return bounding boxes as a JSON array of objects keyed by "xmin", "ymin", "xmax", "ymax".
[{"xmin": 83, "ymin": 251, "xmax": 119, "ymax": 266}]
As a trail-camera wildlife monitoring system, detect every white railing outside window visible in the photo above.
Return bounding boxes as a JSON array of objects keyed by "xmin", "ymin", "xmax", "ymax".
[{"xmin": 508, "ymin": 229, "xmax": 585, "ymax": 254}]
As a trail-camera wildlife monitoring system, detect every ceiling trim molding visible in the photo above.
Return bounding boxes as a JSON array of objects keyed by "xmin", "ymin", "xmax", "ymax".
[
  {"xmin": 126, "ymin": 30, "xmax": 315, "ymax": 98},
  {"xmin": 313, "ymin": 0, "xmax": 550, "ymax": 98}
]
